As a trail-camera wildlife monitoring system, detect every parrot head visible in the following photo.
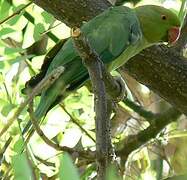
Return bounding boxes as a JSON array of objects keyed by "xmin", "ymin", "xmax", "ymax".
[{"xmin": 135, "ymin": 5, "xmax": 180, "ymax": 45}]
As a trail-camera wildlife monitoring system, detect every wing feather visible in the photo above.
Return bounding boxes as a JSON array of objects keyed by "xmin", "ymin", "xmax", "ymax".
[{"xmin": 82, "ymin": 6, "xmax": 142, "ymax": 61}]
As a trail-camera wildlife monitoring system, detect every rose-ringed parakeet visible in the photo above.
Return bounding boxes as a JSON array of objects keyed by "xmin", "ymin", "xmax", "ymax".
[{"xmin": 22, "ymin": 5, "xmax": 180, "ymax": 134}]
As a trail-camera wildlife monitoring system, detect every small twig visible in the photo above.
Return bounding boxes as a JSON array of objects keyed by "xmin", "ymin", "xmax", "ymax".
[
  {"xmin": 0, "ymin": 1, "xmax": 33, "ymax": 25},
  {"xmin": 3, "ymin": 81, "xmax": 13, "ymax": 105},
  {"xmin": 116, "ymin": 107, "xmax": 181, "ymax": 163},
  {"xmin": 164, "ymin": 174, "xmax": 187, "ymax": 180},
  {"xmin": 40, "ymin": 22, "xmax": 62, "ymax": 36},
  {"xmin": 2, "ymin": 167, "xmax": 12, "ymax": 180},
  {"xmin": 2, "ymin": 36, "xmax": 37, "ymax": 76},
  {"xmin": 59, "ymin": 104, "xmax": 96, "ymax": 143},
  {"xmin": 25, "ymin": 148, "xmax": 38, "ymax": 180},
  {"xmin": 28, "ymin": 102, "xmax": 95, "ymax": 159},
  {"xmin": 0, "ymin": 137, "xmax": 12, "ymax": 156},
  {"xmin": 123, "ymin": 98, "xmax": 155, "ymax": 123},
  {"xmin": 34, "ymin": 155, "xmax": 55, "ymax": 167},
  {"xmin": 23, "ymin": 11, "xmax": 59, "ymax": 43},
  {"xmin": 172, "ymin": 13, "xmax": 187, "ymax": 52},
  {"xmin": 0, "ymin": 66, "xmax": 64, "ymax": 137},
  {"xmin": 4, "ymin": 1, "xmax": 59, "ymax": 43}
]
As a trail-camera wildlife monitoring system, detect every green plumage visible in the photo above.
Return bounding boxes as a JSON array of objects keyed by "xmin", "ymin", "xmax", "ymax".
[{"xmin": 22, "ymin": 5, "xmax": 180, "ymax": 134}]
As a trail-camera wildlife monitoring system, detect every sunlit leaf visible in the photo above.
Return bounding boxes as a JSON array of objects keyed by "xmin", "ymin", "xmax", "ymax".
[
  {"xmin": 12, "ymin": 152, "xmax": 33, "ymax": 180},
  {"xmin": 0, "ymin": 0, "xmax": 11, "ymax": 21},
  {"xmin": 4, "ymin": 47, "xmax": 23, "ymax": 55},
  {"xmin": 7, "ymin": 54, "xmax": 34, "ymax": 65},
  {"xmin": 106, "ymin": 165, "xmax": 123, "ymax": 180},
  {"xmin": 33, "ymin": 23, "xmax": 45, "ymax": 41},
  {"xmin": 168, "ymin": 130, "xmax": 187, "ymax": 138},
  {"xmin": 41, "ymin": 11, "xmax": 54, "ymax": 24},
  {"xmin": 0, "ymin": 27, "xmax": 15, "ymax": 38},
  {"xmin": 13, "ymin": 137, "xmax": 24, "ymax": 153},
  {"xmin": 59, "ymin": 153, "xmax": 80, "ymax": 180},
  {"xmin": 1, "ymin": 103, "xmax": 16, "ymax": 116},
  {"xmin": 178, "ymin": 0, "xmax": 187, "ymax": 24}
]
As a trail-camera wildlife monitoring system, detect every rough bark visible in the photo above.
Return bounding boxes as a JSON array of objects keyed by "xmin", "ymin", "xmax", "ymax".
[
  {"xmin": 120, "ymin": 45, "xmax": 187, "ymax": 115},
  {"xmin": 72, "ymin": 30, "xmax": 112, "ymax": 179},
  {"xmin": 33, "ymin": 0, "xmax": 111, "ymax": 27},
  {"xmin": 116, "ymin": 107, "xmax": 181, "ymax": 163},
  {"xmin": 32, "ymin": 0, "xmax": 187, "ymax": 115}
]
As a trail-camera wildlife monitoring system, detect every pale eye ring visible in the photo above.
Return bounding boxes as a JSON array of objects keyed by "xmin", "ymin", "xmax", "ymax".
[{"xmin": 161, "ymin": 15, "xmax": 167, "ymax": 20}]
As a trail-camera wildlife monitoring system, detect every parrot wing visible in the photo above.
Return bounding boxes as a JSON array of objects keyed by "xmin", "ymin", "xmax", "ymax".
[{"xmin": 22, "ymin": 6, "xmax": 142, "ymax": 135}]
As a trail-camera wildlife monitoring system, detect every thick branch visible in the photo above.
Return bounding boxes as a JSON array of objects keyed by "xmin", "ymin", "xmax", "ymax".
[
  {"xmin": 120, "ymin": 45, "xmax": 187, "ymax": 115},
  {"xmin": 72, "ymin": 29, "xmax": 112, "ymax": 179},
  {"xmin": 33, "ymin": 0, "xmax": 111, "ymax": 27}
]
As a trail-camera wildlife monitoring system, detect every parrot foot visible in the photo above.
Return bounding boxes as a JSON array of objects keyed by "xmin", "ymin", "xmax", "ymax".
[{"xmin": 112, "ymin": 76, "xmax": 127, "ymax": 102}]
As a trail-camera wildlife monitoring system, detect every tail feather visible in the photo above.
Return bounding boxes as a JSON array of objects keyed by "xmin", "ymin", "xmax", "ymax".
[
  {"xmin": 22, "ymin": 77, "xmax": 67, "ymax": 136},
  {"xmin": 22, "ymin": 56, "xmax": 88, "ymax": 137}
]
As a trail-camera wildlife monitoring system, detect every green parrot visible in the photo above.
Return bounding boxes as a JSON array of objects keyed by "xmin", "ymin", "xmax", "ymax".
[{"xmin": 22, "ymin": 5, "xmax": 180, "ymax": 134}]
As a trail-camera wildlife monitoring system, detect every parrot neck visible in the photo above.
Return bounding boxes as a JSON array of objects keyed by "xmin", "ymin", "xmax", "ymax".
[{"xmin": 108, "ymin": 36, "xmax": 149, "ymax": 71}]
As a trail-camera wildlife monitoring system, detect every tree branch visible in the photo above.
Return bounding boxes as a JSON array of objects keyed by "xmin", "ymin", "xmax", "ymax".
[
  {"xmin": 0, "ymin": 1, "xmax": 33, "ymax": 25},
  {"xmin": 59, "ymin": 104, "xmax": 96, "ymax": 143},
  {"xmin": 0, "ymin": 66, "xmax": 64, "ymax": 137},
  {"xmin": 28, "ymin": 102, "xmax": 95, "ymax": 159},
  {"xmin": 33, "ymin": 0, "xmax": 111, "ymax": 27},
  {"xmin": 116, "ymin": 107, "xmax": 181, "ymax": 163},
  {"xmin": 120, "ymin": 44, "xmax": 187, "ymax": 115},
  {"xmin": 123, "ymin": 98, "xmax": 155, "ymax": 121},
  {"xmin": 72, "ymin": 28, "xmax": 112, "ymax": 179}
]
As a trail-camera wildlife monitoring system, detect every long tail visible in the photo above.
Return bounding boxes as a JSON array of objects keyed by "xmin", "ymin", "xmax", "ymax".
[
  {"xmin": 22, "ymin": 58, "xmax": 88, "ymax": 136},
  {"xmin": 22, "ymin": 74, "xmax": 67, "ymax": 135}
]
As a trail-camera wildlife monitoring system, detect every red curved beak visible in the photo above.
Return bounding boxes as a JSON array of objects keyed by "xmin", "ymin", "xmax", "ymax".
[{"xmin": 168, "ymin": 26, "xmax": 180, "ymax": 44}]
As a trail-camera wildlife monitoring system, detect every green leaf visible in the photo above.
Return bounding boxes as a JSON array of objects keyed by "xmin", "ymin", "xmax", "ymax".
[
  {"xmin": 80, "ymin": 165, "xmax": 96, "ymax": 179},
  {"xmin": 0, "ymin": 0, "xmax": 11, "ymax": 21},
  {"xmin": 0, "ymin": 73, "xmax": 4, "ymax": 83},
  {"xmin": 33, "ymin": 23, "xmax": 45, "ymax": 41},
  {"xmin": 7, "ymin": 15, "xmax": 21, "ymax": 26},
  {"xmin": 12, "ymin": 152, "xmax": 33, "ymax": 180},
  {"xmin": 0, "ymin": 98, "xmax": 7, "ymax": 107},
  {"xmin": 13, "ymin": 137, "xmax": 24, "ymax": 153},
  {"xmin": 4, "ymin": 47, "xmax": 23, "ymax": 55},
  {"xmin": 41, "ymin": 11, "xmax": 54, "ymax": 24},
  {"xmin": 1, "ymin": 103, "xmax": 16, "ymax": 116},
  {"xmin": 0, "ymin": 61, "xmax": 5, "ymax": 69},
  {"xmin": 168, "ymin": 130, "xmax": 187, "ymax": 139},
  {"xmin": 0, "ymin": 27, "xmax": 15, "ymax": 38},
  {"xmin": 7, "ymin": 54, "xmax": 34, "ymax": 65},
  {"xmin": 106, "ymin": 165, "xmax": 123, "ymax": 180},
  {"xmin": 7, "ymin": 4, "xmax": 28, "ymax": 31},
  {"xmin": 178, "ymin": 0, "xmax": 187, "ymax": 24},
  {"xmin": 59, "ymin": 153, "xmax": 80, "ymax": 180}
]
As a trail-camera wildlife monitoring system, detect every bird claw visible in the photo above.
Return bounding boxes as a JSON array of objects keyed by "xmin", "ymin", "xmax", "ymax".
[{"xmin": 112, "ymin": 76, "xmax": 127, "ymax": 102}]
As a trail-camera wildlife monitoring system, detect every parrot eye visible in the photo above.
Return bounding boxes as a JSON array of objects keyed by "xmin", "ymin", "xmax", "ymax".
[{"xmin": 161, "ymin": 15, "xmax": 167, "ymax": 20}]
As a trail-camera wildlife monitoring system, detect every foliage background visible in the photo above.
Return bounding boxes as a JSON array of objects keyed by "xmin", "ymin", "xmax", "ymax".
[{"xmin": 0, "ymin": 0, "xmax": 187, "ymax": 179}]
